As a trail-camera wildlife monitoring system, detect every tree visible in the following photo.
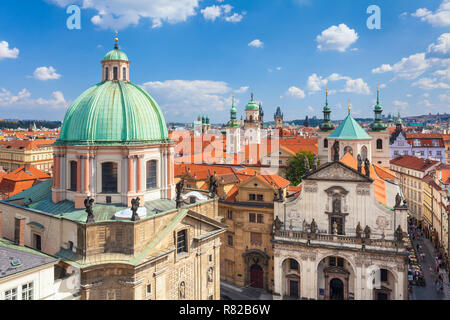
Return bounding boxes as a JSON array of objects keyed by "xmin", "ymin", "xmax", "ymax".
[{"xmin": 285, "ymin": 151, "xmax": 318, "ymax": 186}]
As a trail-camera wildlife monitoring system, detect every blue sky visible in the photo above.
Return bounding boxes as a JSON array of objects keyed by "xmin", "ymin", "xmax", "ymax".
[{"xmin": 0, "ymin": 0, "xmax": 449, "ymax": 123}]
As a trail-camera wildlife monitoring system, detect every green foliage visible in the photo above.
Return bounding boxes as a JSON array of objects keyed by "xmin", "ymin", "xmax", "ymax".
[{"xmin": 285, "ymin": 151, "xmax": 319, "ymax": 186}]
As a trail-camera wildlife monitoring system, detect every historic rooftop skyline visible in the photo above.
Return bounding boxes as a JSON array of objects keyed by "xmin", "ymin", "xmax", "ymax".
[{"xmin": 0, "ymin": 0, "xmax": 448, "ymax": 122}]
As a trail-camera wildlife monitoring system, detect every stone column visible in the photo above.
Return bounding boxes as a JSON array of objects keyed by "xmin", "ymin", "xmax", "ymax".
[
  {"xmin": 83, "ymin": 156, "xmax": 90, "ymax": 193},
  {"xmin": 273, "ymin": 254, "xmax": 282, "ymax": 298},
  {"xmin": 128, "ymin": 156, "xmax": 134, "ymax": 193},
  {"xmin": 136, "ymin": 155, "xmax": 143, "ymax": 193},
  {"xmin": 77, "ymin": 156, "xmax": 82, "ymax": 193}
]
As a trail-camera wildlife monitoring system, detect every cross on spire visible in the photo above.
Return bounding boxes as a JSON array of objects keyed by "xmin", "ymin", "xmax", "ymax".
[{"xmin": 114, "ymin": 31, "xmax": 119, "ymax": 49}]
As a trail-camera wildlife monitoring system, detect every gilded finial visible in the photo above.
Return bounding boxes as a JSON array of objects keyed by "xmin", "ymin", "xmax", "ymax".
[
  {"xmin": 114, "ymin": 30, "xmax": 119, "ymax": 49},
  {"xmin": 348, "ymin": 99, "xmax": 351, "ymax": 114}
]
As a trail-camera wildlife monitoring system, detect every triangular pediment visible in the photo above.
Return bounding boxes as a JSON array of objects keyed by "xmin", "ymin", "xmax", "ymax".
[{"xmin": 303, "ymin": 161, "xmax": 373, "ymax": 182}]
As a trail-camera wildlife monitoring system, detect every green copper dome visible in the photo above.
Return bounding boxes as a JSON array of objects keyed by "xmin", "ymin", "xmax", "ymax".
[
  {"xmin": 245, "ymin": 100, "xmax": 259, "ymax": 111},
  {"xmin": 103, "ymin": 48, "xmax": 129, "ymax": 62},
  {"xmin": 57, "ymin": 81, "xmax": 169, "ymax": 145}
]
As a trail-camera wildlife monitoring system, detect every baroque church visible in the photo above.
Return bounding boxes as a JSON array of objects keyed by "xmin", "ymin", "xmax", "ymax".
[
  {"xmin": 0, "ymin": 37, "xmax": 226, "ymax": 300},
  {"xmin": 272, "ymin": 95, "xmax": 408, "ymax": 300}
]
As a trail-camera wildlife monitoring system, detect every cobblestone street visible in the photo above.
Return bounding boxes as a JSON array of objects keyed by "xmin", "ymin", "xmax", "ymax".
[{"xmin": 410, "ymin": 234, "xmax": 450, "ymax": 300}]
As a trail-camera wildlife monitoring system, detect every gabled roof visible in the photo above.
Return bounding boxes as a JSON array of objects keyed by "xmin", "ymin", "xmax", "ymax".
[
  {"xmin": 390, "ymin": 155, "xmax": 439, "ymax": 172},
  {"xmin": 328, "ymin": 113, "xmax": 372, "ymax": 140}
]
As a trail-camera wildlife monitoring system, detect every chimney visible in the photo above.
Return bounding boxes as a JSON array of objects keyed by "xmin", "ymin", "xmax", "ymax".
[{"xmin": 24, "ymin": 163, "xmax": 31, "ymax": 172}]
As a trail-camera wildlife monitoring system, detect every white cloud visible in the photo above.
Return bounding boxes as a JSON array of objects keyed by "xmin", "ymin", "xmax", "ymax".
[
  {"xmin": 307, "ymin": 73, "xmax": 328, "ymax": 92},
  {"xmin": 306, "ymin": 73, "xmax": 370, "ymax": 94},
  {"xmin": 0, "ymin": 41, "xmax": 19, "ymax": 60},
  {"xmin": 33, "ymin": 66, "xmax": 61, "ymax": 81},
  {"xmin": 234, "ymin": 86, "xmax": 249, "ymax": 93},
  {"xmin": 201, "ymin": 5, "xmax": 222, "ymax": 21},
  {"xmin": 428, "ymin": 33, "xmax": 450, "ymax": 57},
  {"xmin": 201, "ymin": 4, "xmax": 243, "ymax": 23},
  {"xmin": 423, "ymin": 93, "xmax": 430, "ymax": 97},
  {"xmin": 307, "ymin": 106, "xmax": 314, "ymax": 112},
  {"xmin": 286, "ymin": 86, "xmax": 305, "ymax": 99},
  {"xmin": 434, "ymin": 67, "xmax": 450, "ymax": 79},
  {"xmin": 0, "ymin": 88, "xmax": 67, "ymax": 109},
  {"xmin": 412, "ymin": 0, "xmax": 450, "ymax": 27},
  {"xmin": 50, "ymin": 0, "xmax": 200, "ymax": 30},
  {"xmin": 412, "ymin": 77, "xmax": 450, "ymax": 90},
  {"xmin": 248, "ymin": 39, "xmax": 263, "ymax": 48},
  {"xmin": 142, "ymin": 80, "xmax": 233, "ymax": 114},
  {"xmin": 393, "ymin": 100, "xmax": 408, "ymax": 110},
  {"xmin": 316, "ymin": 23, "xmax": 358, "ymax": 52},
  {"xmin": 371, "ymin": 53, "xmax": 430, "ymax": 80}
]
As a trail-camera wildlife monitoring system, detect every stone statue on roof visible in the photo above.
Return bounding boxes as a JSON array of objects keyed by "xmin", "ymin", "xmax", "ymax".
[
  {"xmin": 364, "ymin": 225, "xmax": 371, "ymax": 239},
  {"xmin": 356, "ymin": 222, "xmax": 362, "ymax": 238},
  {"xmin": 332, "ymin": 140, "xmax": 339, "ymax": 161},
  {"xmin": 395, "ymin": 193, "xmax": 402, "ymax": 208},
  {"xmin": 310, "ymin": 219, "xmax": 318, "ymax": 234},
  {"xmin": 84, "ymin": 196, "xmax": 95, "ymax": 223},
  {"xmin": 357, "ymin": 154, "xmax": 362, "ymax": 173},
  {"xmin": 364, "ymin": 158, "xmax": 370, "ymax": 177},
  {"xmin": 312, "ymin": 154, "xmax": 318, "ymax": 170},
  {"xmin": 208, "ymin": 172, "xmax": 218, "ymax": 197},
  {"xmin": 176, "ymin": 178, "xmax": 185, "ymax": 209},
  {"xmin": 131, "ymin": 197, "xmax": 140, "ymax": 221},
  {"xmin": 304, "ymin": 156, "xmax": 310, "ymax": 172}
]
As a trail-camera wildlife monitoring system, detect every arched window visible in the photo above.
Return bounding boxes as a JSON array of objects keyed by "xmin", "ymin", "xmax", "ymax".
[
  {"xmin": 69, "ymin": 161, "xmax": 77, "ymax": 191},
  {"xmin": 113, "ymin": 67, "xmax": 118, "ymax": 80},
  {"xmin": 324, "ymin": 138, "xmax": 328, "ymax": 148},
  {"xmin": 102, "ymin": 162, "xmax": 118, "ymax": 193},
  {"xmin": 361, "ymin": 146, "xmax": 368, "ymax": 161},
  {"xmin": 376, "ymin": 139, "xmax": 383, "ymax": 150},
  {"xmin": 249, "ymin": 115, "xmax": 253, "ymax": 121},
  {"xmin": 122, "ymin": 67, "xmax": 126, "ymax": 81},
  {"xmin": 105, "ymin": 67, "xmax": 109, "ymax": 81},
  {"xmin": 146, "ymin": 160, "xmax": 157, "ymax": 189}
]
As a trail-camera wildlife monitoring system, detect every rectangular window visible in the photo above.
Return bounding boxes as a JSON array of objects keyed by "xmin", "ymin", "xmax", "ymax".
[
  {"xmin": 176, "ymin": 230, "xmax": 187, "ymax": 254},
  {"xmin": 250, "ymin": 232, "xmax": 262, "ymax": 245},
  {"xmin": 22, "ymin": 282, "xmax": 34, "ymax": 300},
  {"xmin": 14, "ymin": 218, "xmax": 21, "ymax": 244},
  {"xmin": 146, "ymin": 284, "xmax": 151, "ymax": 294},
  {"xmin": 5, "ymin": 288, "xmax": 17, "ymax": 300},
  {"xmin": 34, "ymin": 234, "xmax": 41, "ymax": 251},
  {"xmin": 249, "ymin": 213, "xmax": 256, "ymax": 223},
  {"xmin": 248, "ymin": 194, "xmax": 256, "ymax": 201},
  {"xmin": 257, "ymin": 213, "xmax": 264, "ymax": 224},
  {"xmin": 226, "ymin": 210, "xmax": 233, "ymax": 220},
  {"xmin": 122, "ymin": 67, "xmax": 126, "ymax": 81},
  {"xmin": 257, "ymin": 194, "xmax": 264, "ymax": 201},
  {"xmin": 146, "ymin": 160, "xmax": 157, "ymax": 189},
  {"xmin": 227, "ymin": 235, "xmax": 233, "ymax": 247}
]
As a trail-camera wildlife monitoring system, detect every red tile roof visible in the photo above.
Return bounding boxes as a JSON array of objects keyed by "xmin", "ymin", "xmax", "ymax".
[
  {"xmin": 390, "ymin": 155, "xmax": 439, "ymax": 172},
  {"xmin": 0, "ymin": 164, "xmax": 50, "ymax": 198}
]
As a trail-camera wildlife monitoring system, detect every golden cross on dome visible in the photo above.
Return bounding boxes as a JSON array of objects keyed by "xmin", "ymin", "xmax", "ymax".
[
  {"xmin": 348, "ymin": 99, "xmax": 352, "ymax": 113},
  {"xmin": 114, "ymin": 31, "xmax": 119, "ymax": 48}
]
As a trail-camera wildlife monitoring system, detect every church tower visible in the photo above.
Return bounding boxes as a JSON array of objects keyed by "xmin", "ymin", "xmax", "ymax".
[
  {"xmin": 369, "ymin": 85, "xmax": 390, "ymax": 167},
  {"xmin": 226, "ymin": 95, "xmax": 241, "ymax": 156},
  {"xmin": 317, "ymin": 89, "xmax": 335, "ymax": 164},
  {"xmin": 274, "ymin": 106, "xmax": 283, "ymax": 129},
  {"xmin": 243, "ymin": 93, "xmax": 261, "ymax": 145}
]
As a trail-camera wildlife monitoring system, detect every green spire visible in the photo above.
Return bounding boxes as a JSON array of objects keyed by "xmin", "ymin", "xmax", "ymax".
[
  {"xmin": 227, "ymin": 95, "xmax": 240, "ymax": 127},
  {"xmin": 370, "ymin": 84, "xmax": 387, "ymax": 131},
  {"xmin": 396, "ymin": 112, "xmax": 403, "ymax": 125},
  {"xmin": 319, "ymin": 88, "xmax": 335, "ymax": 131}
]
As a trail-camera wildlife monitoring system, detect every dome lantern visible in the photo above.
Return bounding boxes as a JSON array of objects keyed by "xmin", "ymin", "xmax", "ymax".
[{"xmin": 101, "ymin": 32, "xmax": 130, "ymax": 82}]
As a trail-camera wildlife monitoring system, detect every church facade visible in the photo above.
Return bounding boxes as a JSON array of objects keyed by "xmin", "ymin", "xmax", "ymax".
[
  {"xmin": 272, "ymin": 104, "xmax": 408, "ymax": 300},
  {"xmin": 0, "ymin": 38, "xmax": 226, "ymax": 300}
]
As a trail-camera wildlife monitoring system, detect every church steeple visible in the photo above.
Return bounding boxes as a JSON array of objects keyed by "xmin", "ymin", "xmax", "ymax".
[
  {"xmin": 319, "ymin": 88, "xmax": 335, "ymax": 131},
  {"xmin": 370, "ymin": 84, "xmax": 387, "ymax": 131},
  {"xmin": 227, "ymin": 95, "xmax": 240, "ymax": 128}
]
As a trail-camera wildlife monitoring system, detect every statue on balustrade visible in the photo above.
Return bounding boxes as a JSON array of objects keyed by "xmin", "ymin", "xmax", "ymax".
[
  {"xmin": 310, "ymin": 219, "xmax": 318, "ymax": 234},
  {"xmin": 356, "ymin": 222, "xmax": 362, "ymax": 238},
  {"xmin": 364, "ymin": 225, "xmax": 371, "ymax": 239}
]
